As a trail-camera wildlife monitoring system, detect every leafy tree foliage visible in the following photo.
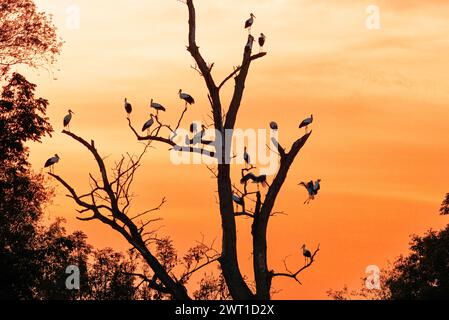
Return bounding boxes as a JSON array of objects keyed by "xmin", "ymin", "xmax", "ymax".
[
  {"xmin": 0, "ymin": 0, "xmax": 62, "ymax": 78},
  {"xmin": 0, "ymin": 74, "xmax": 140, "ymax": 300}
]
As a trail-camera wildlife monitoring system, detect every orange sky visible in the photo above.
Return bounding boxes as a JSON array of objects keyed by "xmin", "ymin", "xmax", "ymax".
[{"xmin": 21, "ymin": 0, "xmax": 449, "ymax": 299}]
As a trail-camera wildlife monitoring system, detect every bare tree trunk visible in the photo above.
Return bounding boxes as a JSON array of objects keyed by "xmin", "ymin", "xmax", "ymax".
[
  {"xmin": 53, "ymin": 0, "xmax": 319, "ymax": 301},
  {"xmin": 50, "ymin": 132, "xmax": 190, "ymax": 300},
  {"xmin": 252, "ymin": 135, "xmax": 311, "ymax": 299},
  {"xmin": 186, "ymin": 0, "xmax": 255, "ymax": 300}
]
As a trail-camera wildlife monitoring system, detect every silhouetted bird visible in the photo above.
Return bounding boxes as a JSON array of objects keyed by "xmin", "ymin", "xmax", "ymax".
[
  {"xmin": 302, "ymin": 244, "xmax": 312, "ymax": 264},
  {"xmin": 142, "ymin": 115, "xmax": 154, "ymax": 134},
  {"xmin": 124, "ymin": 98, "xmax": 132, "ymax": 117},
  {"xmin": 270, "ymin": 121, "xmax": 278, "ymax": 131},
  {"xmin": 244, "ymin": 147, "xmax": 251, "ymax": 167},
  {"xmin": 245, "ymin": 13, "xmax": 256, "ymax": 34},
  {"xmin": 179, "ymin": 89, "xmax": 195, "ymax": 106},
  {"xmin": 233, "ymin": 194, "xmax": 245, "ymax": 207},
  {"xmin": 299, "ymin": 179, "xmax": 321, "ymax": 204},
  {"xmin": 63, "ymin": 109, "xmax": 74, "ymax": 131},
  {"xmin": 150, "ymin": 99, "xmax": 166, "ymax": 113},
  {"xmin": 241, "ymin": 173, "xmax": 269, "ymax": 188},
  {"xmin": 258, "ymin": 33, "xmax": 266, "ymax": 52},
  {"xmin": 192, "ymin": 125, "xmax": 207, "ymax": 144},
  {"xmin": 190, "ymin": 122, "xmax": 198, "ymax": 133},
  {"xmin": 299, "ymin": 114, "xmax": 313, "ymax": 133},
  {"xmin": 44, "ymin": 154, "xmax": 60, "ymax": 173}
]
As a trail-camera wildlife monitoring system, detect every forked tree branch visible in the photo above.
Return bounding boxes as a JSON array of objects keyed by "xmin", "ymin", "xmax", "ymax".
[
  {"xmin": 50, "ymin": 130, "xmax": 191, "ymax": 300},
  {"xmin": 271, "ymin": 244, "xmax": 321, "ymax": 285}
]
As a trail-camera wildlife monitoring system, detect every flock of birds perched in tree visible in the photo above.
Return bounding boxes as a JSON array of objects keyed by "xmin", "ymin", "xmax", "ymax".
[{"xmin": 43, "ymin": 13, "xmax": 319, "ymax": 265}]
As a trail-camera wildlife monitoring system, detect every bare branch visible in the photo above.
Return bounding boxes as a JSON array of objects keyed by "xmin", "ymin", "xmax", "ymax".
[
  {"xmin": 218, "ymin": 52, "xmax": 266, "ymax": 90},
  {"xmin": 271, "ymin": 244, "xmax": 321, "ymax": 285}
]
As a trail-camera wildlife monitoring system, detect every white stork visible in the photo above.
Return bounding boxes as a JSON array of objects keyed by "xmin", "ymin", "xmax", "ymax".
[
  {"xmin": 150, "ymin": 99, "xmax": 166, "ymax": 113},
  {"xmin": 299, "ymin": 179, "xmax": 321, "ymax": 204},
  {"xmin": 232, "ymin": 194, "xmax": 245, "ymax": 207},
  {"xmin": 243, "ymin": 147, "xmax": 251, "ymax": 167},
  {"xmin": 299, "ymin": 114, "xmax": 313, "ymax": 133},
  {"xmin": 302, "ymin": 244, "xmax": 312, "ymax": 265},
  {"xmin": 142, "ymin": 115, "xmax": 154, "ymax": 134},
  {"xmin": 270, "ymin": 121, "xmax": 278, "ymax": 131},
  {"xmin": 240, "ymin": 173, "xmax": 269, "ymax": 188},
  {"xmin": 245, "ymin": 34, "xmax": 255, "ymax": 53},
  {"xmin": 245, "ymin": 13, "xmax": 256, "ymax": 34},
  {"xmin": 179, "ymin": 89, "xmax": 195, "ymax": 107},
  {"xmin": 44, "ymin": 154, "xmax": 60, "ymax": 173},
  {"xmin": 63, "ymin": 109, "xmax": 74, "ymax": 131},
  {"xmin": 258, "ymin": 33, "xmax": 266, "ymax": 52},
  {"xmin": 190, "ymin": 122, "xmax": 198, "ymax": 133},
  {"xmin": 192, "ymin": 124, "xmax": 207, "ymax": 145},
  {"xmin": 124, "ymin": 98, "xmax": 132, "ymax": 118}
]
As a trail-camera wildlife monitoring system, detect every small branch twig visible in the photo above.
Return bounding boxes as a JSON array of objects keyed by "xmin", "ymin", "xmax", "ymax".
[{"xmin": 271, "ymin": 244, "xmax": 321, "ymax": 286}]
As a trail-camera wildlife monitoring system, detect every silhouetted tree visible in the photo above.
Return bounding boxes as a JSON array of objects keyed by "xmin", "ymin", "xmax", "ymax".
[
  {"xmin": 0, "ymin": 0, "xmax": 62, "ymax": 79},
  {"xmin": 0, "ymin": 74, "xmax": 141, "ymax": 300},
  {"xmin": 440, "ymin": 194, "xmax": 449, "ymax": 216},
  {"xmin": 0, "ymin": 73, "xmax": 53, "ymax": 299},
  {"xmin": 51, "ymin": 0, "xmax": 319, "ymax": 300}
]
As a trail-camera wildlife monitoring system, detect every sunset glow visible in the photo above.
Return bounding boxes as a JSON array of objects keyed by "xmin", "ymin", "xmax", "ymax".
[{"xmin": 24, "ymin": 0, "xmax": 449, "ymax": 299}]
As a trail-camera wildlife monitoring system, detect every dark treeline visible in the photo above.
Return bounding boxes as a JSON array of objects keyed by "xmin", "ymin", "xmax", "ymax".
[{"xmin": 0, "ymin": 73, "xmax": 154, "ymax": 300}]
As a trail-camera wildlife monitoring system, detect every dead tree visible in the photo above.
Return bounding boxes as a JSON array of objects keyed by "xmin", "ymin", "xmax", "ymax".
[{"xmin": 52, "ymin": 0, "xmax": 319, "ymax": 300}]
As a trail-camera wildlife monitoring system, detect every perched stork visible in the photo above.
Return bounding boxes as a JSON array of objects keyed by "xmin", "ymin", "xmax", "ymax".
[
  {"xmin": 299, "ymin": 114, "xmax": 313, "ymax": 133},
  {"xmin": 243, "ymin": 147, "xmax": 251, "ymax": 167},
  {"xmin": 302, "ymin": 244, "xmax": 312, "ymax": 265},
  {"xmin": 299, "ymin": 179, "xmax": 321, "ymax": 204},
  {"xmin": 255, "ymin": 174, "xmax": 269, "ymax": 188},
  {"xmin": 179, "ymin": 89, "xmax": 195, "ymax": 107},
  {"xmin": 142, "ymin": 115, "xmax": 154, "ymax": 134},
  {"xmin": 192, "ymin": 124, "xmax": 207, "ymax": 145},
  {"xmin": 150, "ymin": 99, "xmax": 166, "ymax": 113},
  {"xmin": 258, "ymin": 33, "xmax": 266, "ymax": 52},
  {"xmin": 270, "ymin": 121, "xmax": 278, "ymax": 131},
  {"xmin": 245, "ymin": 13, "xmax": 256, "ymax": 34},
  {"xmin": 190, "ymin": 122, "xmax": 197, "ymax": 133},
  {"xmin": 232, "ymin": 194, "xmax": 245, "ymax": 207},
  {"xmin": 245, "ymin": 34, "xmax": 255, "ymax": 53},
  {"xmin": 124, "ymin": 98, "xmax": 132, "ymax": 118},
  {"xmin": 240, "ymin": 173, "xmax": 269, "ymax": 188},
  {"xmin": 63, "ymin": 109, "xmax": 74, "ymax": 131},
  {"xmin": 241, "ymin": 172, "xmax": 257, "ymax": 184},
  {"xmin": 44, "ymin": 154, "xmax": 60, "ymax": 173}
]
